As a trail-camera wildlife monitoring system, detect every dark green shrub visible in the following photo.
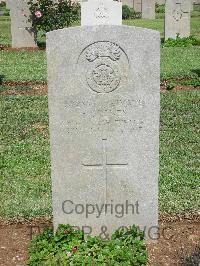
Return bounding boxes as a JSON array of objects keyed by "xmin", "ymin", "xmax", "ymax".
[
  {"xmin": 122, "ymin": 5, "xmax": 132, "ymax": 19},
  {"xmin": 28, "ymin": 224, "xmax": 148, "ymax": 265},
  {"xmin": 162, "ymin": 35, "xmax": 200, "ymax": 47},
  {"xmin": 28, "ymin": 0, "xmax": 80, "ymax": 41},
  {"xmin": 0, "ymin": 2, "xmax": 5, "ymax": 8},
  {"xmin": 122, "ymin": 5, "xmax": 139, "ymax": 19},
  {"xmin": 0, "ymin": 2, "xmax": 9, "ymax": 16},
  {"xmin": 0, "ymin": 75, "xmax": 5, "ymax": 85},
  {"xmin": 156, "ymin": 4, "xmax": 165, "ymax": 13}
]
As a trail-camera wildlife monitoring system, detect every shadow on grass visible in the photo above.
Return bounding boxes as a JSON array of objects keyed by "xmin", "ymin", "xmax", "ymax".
[
  {"xmin": 37, "ymin": 41, "xmax": 46, "ymax": 49},
  {"xmin": 161, "ymin": 37, "xmax": 165, "ymax": 44},
  {"xmin": 192, "ymin": 69, "xmax": 200, "ymax": 77},
  {"xmin": 181, "ymin": 247, "xmax": 200, "ymax": 266},
  {"xmin": 0, "ymin": 74, "xmax": 5, "ymax": 85}
]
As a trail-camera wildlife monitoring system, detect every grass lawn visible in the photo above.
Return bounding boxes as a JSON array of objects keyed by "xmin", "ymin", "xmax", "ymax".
[
  {"xmin": 0, "ymin": 13, "xmax": 200, "ymax": 84},
  {"xmin": 0, "ymin": 8, "xmax": 200, "ymax": 45},
  {"xmin": 0, "ymin": 7, "xmax": 199, "ymax": 219},
  {"xmin": 0, "ymin": 90, "xmax": 199, "ymax": 218},
  {"xmin": 124, "ymin": 17, "xmax": 200, "ymax": 40},
  {"xmin": 0, "ymin": 46, "xmax": 200, "ymax": 83},
  {"xmin": 0, "ymin": 16, "xmax": 10, "ymax": 46},
  {"xmin": 0, "ymin": 95, "xmax": 51, "ymax": 218},
  {"xmin": 0, "ymin": 50, "xmax": 46, "ymax": 82}
]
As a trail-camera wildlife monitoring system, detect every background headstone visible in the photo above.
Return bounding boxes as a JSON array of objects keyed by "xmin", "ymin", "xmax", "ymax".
[
  {"xmin": 81, "ymin": 0, "xmax": 122, "ymax": 26},
  {"xmin": 142, "ymin": 0, "xmax": 156, "ymax": 19},
  {"xmin": 165, "ymin": 0, "xmax": 190, "ymax": 40},
  {"xmin": 123, "ymin": 0, "xmax": 134, "ymax": 8},
  {"xmin": 190, "ymin": 0, "xmax": 194, "ymax": 11},
  {"xmin": 156, "ymin": 0, "xmax": 165, "ymax": 4},
  {"xmin": 7, "ymin": 0, "xmax": 37, "ymax": 48},
  {"xmin": 47, "ymin": 25, "xmax": 160, "ymax": 238},
  {"xmin": 134, "ymin": 0, "xmax": 142, "ymax": 12}
]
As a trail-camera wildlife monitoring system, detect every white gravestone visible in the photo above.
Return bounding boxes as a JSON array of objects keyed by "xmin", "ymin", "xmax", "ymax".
[
  {"xmin": 165, "ymin": 0, "xmax": 190, "ymax": 40},
  {"xmin": 81, "ymin": 0, "xmax": 122, "ymax": 26},
  {"xmin": 47, "ymin": 25, "xmax": 160, "ymax": 239},
  {"xmin": 7, "ymin": 0, "xmax": 37, "ymax": 48},
  {"xmin": 142, "ymin": 0, "xmax": 156, "ymax": 19}
]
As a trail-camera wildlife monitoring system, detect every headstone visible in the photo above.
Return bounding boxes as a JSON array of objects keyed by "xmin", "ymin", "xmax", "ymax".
[
  {"xmin": 142, "ymin": 0, "xmax": 156, "ymax": 19},
  {"xmin": 191, "ymin": 0, "xmax": 194, "ymax": 11},
  {"xmin": 134, "ymin": 0, "xmax": 142, "ymax": 12},
  {"xmin": 7, "ymin": 0, "xmax": 37, "ymax": 48},
  {"xmin": 6, "ymin": 0, "xmax": 9, "ymax": 9},
  {"xmin": 165, "ymin": 0, "xmax": 190, "ymax": 40},
  {"xmin": 81, "ymin": 0, "xmax": 122, "ymax": 26},
  {"xmin": 123, "ymin": 0, "xmax": 134, "ymax": 8},
  {"xmin": 156, "ymin": 0, "xmax": 165, "ymax": 4},
  {"xmin": 47, "ymin": 25, "xmax": 160, "ymax": 239}
]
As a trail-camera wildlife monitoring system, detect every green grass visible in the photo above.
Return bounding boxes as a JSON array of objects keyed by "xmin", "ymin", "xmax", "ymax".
[
  {"xmin": 0, "ymin": 90, "xmax": 199, "ymax": 218},
  {"xmin": 0, "ymin": 46, "xmax": 199, "ymax": 83},
  {"xmin": 124, "ymin": 18, "xmax": 165, "ymax": 37},
  {"xmin": 0, "ymin": 16, "xmax": 11, "ymax": 46},
  {"xmin": 124, "ymin": 16, "xmax": 200, "ymax": 40},
  {"xmin": 0, "ymin": 96, "xmax": 51, "ymax": 218},
  {"xmin": 0, "ymin": 13, "xmax": 199, "ymax": 84},
  {"xmin": 0, "ymin": 50, "xmax": 47, "ymax": 82},
  {"xmin": 161, "ymin": 46, "xmax": 200, "ymax": 79},
  {"xmin": 1, "ymin": 12, "xmax": 200, "ymax": 44},
  {"xmin": 159, "ymin": 90, "xmax": 200, "ymax": 213}
]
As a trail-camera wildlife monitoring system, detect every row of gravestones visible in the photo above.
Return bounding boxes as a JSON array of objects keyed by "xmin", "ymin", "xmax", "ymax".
[
  {"xmin": 6, "ymin": 0, "xmax": 192, "ymax": 48},
  {"xmin": 125, "ymin": 0, "xmax": 197, "ymax": 13}
]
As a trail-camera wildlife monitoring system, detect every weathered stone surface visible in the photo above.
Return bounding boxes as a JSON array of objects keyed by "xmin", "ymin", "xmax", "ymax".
[
  {"xmin": 191, "ymin": 0, "xmax": 194, "ymax": 11},
  {"xmin": 156, "ymin": 0, "xmax": 165, "ymax": 4},
  {"xmin": 123, "ymin": 0, "xmax": 134, "ymax": 8},
  {"xmin": 47, "ymin": 25, "xmax": 160, "ymax": 239},
  {"xmin": 134, "ymin": 0, "xmax": 142, "ymax": 12},
  {"xmin": 142, "ymin": 0, "xmax": 156, "ymax": 19},
  {"xmin": 165, "ymin": 0, "xmax": 190, "ymax": 40},
  {"xmin": 7, "ymin": 0, "xmax": 37, "ymax": 48},
  {"xmin": 81, "ymin": 0, "xmax": 122, "ymax": 26}
]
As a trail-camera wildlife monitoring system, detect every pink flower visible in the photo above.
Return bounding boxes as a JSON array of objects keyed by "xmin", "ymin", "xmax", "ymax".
[
  {"xmin": 35, "ymin": 10, "xmax": 42, "ymax": 18},
  {"xmin": 64, "ymin": 230, "xmax": 69, "ymax": 235},
  {"xmin": 70, "ymin": 247, "xmax": 77, "ymax": 253}
]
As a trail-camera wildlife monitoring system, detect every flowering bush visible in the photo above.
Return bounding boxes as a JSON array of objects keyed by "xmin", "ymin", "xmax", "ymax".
[
  {"xmin": 28, "ymin": 224, "xmax": 148, "ymax": 265},
  {"xmin": 28, "ymin": 0, "xmax": 80, "ymax": 41}
]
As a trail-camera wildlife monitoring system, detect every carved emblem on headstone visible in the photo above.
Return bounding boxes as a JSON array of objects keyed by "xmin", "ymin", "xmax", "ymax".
[
  {"xmin": 78, "ymin": 41, "xmax": 129, "ymax": 93},
  {"xmin": 173, "ymin": 3, "xmax": 183, "ymax": 21}
]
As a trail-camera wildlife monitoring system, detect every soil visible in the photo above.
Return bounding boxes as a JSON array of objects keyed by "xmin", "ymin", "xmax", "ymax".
[
  {"xmin": 0, "ymin": 214, "xmax": 199, "ymax": 266},
  {"xmin": 0, "ymin": 84, "xmax": 48, "ymax": 96},
  {"xmin": 0, "ymin": 45, "xmax": 45, "ymax": 52},
  {"xmin": 160, "ymin": 85, "xmax": 200, "ymax": 92},
  {"xmin": 0, "ymin": 84, "xmax": 199, "ymax": 96}
]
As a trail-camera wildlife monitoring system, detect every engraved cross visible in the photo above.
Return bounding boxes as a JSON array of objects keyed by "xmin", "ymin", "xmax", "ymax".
[
  {"xmin": 173, "ymin": 3, "xmax": 189, "ymax": 21},
  {"xmin": 82, "ymin": 138, "xmax": 128, "ymax": 200}
]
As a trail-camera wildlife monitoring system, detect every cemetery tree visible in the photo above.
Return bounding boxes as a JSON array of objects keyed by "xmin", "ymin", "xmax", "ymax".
[{"xmin": 28, "ymin": 0, "xmax": 80, "ymax": 41}]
